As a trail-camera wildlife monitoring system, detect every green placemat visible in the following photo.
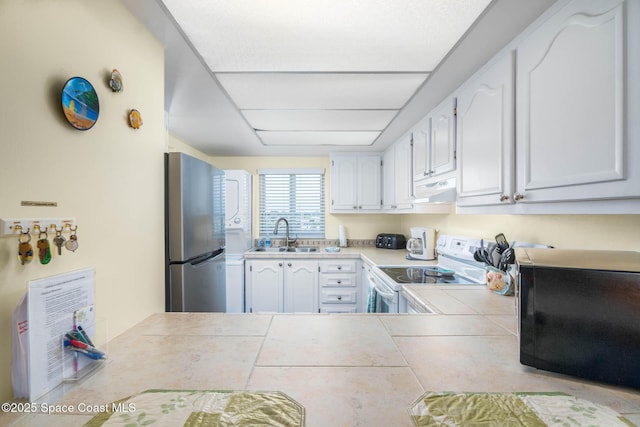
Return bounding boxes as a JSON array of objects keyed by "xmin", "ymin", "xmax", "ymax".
[
  {"xmin": 409, "ymin": 392, "xmax": 636, "ymax": 427},
  {"xmin": 85, "ymin": 389, "xmax": 304, "ymax": 426}
]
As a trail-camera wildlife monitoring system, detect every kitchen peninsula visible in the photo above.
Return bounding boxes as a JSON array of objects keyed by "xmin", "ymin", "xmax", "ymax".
[{"xmin": 3, "ymin": 246, "xmax": 640, "ymax": 426}]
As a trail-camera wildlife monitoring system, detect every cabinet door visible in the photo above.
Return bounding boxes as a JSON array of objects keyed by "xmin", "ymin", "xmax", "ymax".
[
  {"xmin": 382, "ymin": 147, "xmax": 395, "ymax": 210},
  {"xmin": 412, "ymin": 118, "xmax": 429, "ymax": 181},
  {"xmin": 429, "ymin": 98, "xmax": 457, "ymax": 177},
  {"xmin": 516, "ymin": 0, "xmax": 629, "ymax": 203},
  {"xmin": 356, "ymin": 155, "xmax": 382, "ymax": 210},
  {"xmin": 394, "ymin": 134, "xmax": 414, "ymax": 208},
  {"xmin": 246, "ymin": 260, "xmax": 283, "ymax": 313},
  {"xmin": 284, "ymin": 260, "xmax": 318, "ymax": 313},
  {"xmin": 330, "ymin": 156, "xmax": 358, "ymax": 211},
  {"xmin": 457, "ymin": 52, "xmax": 515, "ymax": 207}
]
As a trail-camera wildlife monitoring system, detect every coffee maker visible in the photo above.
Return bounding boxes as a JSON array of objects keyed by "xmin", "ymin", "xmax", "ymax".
[{"xmin": 406, "ymin": 227, "xmax": 436, "ymax": 260}]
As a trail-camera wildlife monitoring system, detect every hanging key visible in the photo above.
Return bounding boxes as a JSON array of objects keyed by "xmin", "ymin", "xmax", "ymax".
[{"xmin": 53, "ymin": 231, "xmax": 66, "ymax": 256}]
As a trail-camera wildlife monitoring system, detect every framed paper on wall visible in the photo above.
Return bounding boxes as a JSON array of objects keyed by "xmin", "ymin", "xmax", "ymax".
[{"xmin": 61, "ymin": 77, "xmax": 99, "ymax": 130}]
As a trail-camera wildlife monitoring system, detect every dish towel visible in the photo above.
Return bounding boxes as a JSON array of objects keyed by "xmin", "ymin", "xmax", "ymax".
[{"xmin": 366, "ymin": 287, "xmax": 378, "ymax": 313}]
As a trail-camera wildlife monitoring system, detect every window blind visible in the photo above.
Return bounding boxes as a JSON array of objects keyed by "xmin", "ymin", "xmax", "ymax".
[{"xmin": 259, "ymin": 169, "xmax": 325, "ymax": 238}]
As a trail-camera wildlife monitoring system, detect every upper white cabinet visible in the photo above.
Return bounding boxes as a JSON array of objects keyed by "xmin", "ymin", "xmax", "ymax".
[
  {"xmin": 330, "ymin": 154, "xmax": 382, "ymax": 212},
  {"xmin": 456, "ymin": 52, "xmax": 515, "ymax": 207},
  {"xmin": 515, "ymin": 0, "xmax": 638, "ymax": 204},
  {"xmin": 413, "ymin": 97, "xmax": 457, "ymax": 186},
  {"xmin": 382, "ymin": 133, "xmax": 413, "ymax": 211}
]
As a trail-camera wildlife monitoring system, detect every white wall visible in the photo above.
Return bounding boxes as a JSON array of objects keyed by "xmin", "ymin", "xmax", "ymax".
[{"xmin": 0, "ymin": 0, "xmax": 166, "ymax": 401}]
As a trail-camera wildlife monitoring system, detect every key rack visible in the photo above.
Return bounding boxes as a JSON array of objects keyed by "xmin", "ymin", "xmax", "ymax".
[{"xmin": 1, "ymin": 218, "xmax": 77, "ymax": 237}]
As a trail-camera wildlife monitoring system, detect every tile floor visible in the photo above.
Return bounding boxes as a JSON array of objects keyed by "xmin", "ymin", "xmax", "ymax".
[{"xmin": 4, "ymin": 312, "xmax": 640, "ymax": 426}]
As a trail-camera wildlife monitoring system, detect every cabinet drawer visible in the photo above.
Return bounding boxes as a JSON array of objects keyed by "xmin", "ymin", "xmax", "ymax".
[
  {"xmin": 320, "ymin": 305, "xmax": 357, "ymax": 314},
  {"xmin": 320, "ymin": 289, "xmax": 357, "ymax": 304},
  {"xmin": 319, "ymin": 274, "xmax": 357, "ymax": 288},
  {"xmin": 319, "ymin": 260, "xmax": 357, "ymax": 273}
]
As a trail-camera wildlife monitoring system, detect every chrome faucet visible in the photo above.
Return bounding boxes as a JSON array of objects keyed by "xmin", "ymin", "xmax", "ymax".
[{"xmin": 273, "ymin": 217, "xmax": 296, "ymax": 248}]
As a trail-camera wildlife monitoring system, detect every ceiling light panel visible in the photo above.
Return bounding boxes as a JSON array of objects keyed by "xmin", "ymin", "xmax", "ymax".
[
  {"xmin": 257, "ymin": 131, "xmax": 380, "ymax": 146},
  {"xmin": 161, "ymin": 0, "xmax": 492, "ymax": 72},
  {"xmin": 216, "ymin": 73, "xmax": 428, "ymax": 109},
  {"xmin": 243, "ymin": 110, "xmax": 397, "ymax": 131}
]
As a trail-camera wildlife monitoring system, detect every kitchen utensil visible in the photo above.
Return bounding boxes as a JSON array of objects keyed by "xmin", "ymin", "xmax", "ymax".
[
  {"xmin": 499, "ymin": 247, "xmax": 515, "ymax": 271},
  {"xmin": 495, "ymin": 233, "xmax": 509, "ymax": 252}
]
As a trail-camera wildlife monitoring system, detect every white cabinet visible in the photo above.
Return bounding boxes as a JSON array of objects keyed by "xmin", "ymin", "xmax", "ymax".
[
  {"xmin": 456, "ymin": 52, "xmax": 515, "ymax": 207},
  {"xmin": 515, "ymin": 0, "xmax": 638, "ymax": 204},
  {"xmin": 318, "ymin": 259, "xmax": 360, "ymax": 313},
  {"xmin": 413, "ymin": 98, "xmax": 457, "ymax": 185},
  {"xmin": 245, "ymin": 259, "xmax": 318, "ymax": 313},
  {"xmin": 245, "ymin": 259, "xmax": 283, "ymax": 313},
  {"xmin": 284, "ymin": 260, "xmax": 319, "ymax": 313},
  {"xmin": 330, "ymin": 154, "xmax": 382, "ymax": 212},
  {"xmin": 382, "ymin": 134, "xmax": 413, "ymax": 211}
]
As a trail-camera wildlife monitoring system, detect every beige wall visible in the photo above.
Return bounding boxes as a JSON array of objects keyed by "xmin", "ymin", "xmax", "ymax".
[
  {"xmin": 401, "ymin": 214, "xmax": 640, "ymax": 250},
  {"xmin": 0, "ymin": 1, "xmax": 165, "ymax": 401}
]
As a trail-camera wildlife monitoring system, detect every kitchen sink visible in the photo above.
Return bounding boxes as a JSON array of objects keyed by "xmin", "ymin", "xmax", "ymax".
[{"xmin": 251, "ymin": 246, "xmax": 319, "ymax": 253}]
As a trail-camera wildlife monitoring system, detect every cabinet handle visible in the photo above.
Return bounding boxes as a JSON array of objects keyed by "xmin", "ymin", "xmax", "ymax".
[
  {"xmin": 499, "ymin": 194, "xmax": 509, "ymax": 202},
  {"xmin": 337, "ymin": 280, "xmax": 342, "ymax": 284},
  {"xmin": 353, "ymin": 205, "xmax": 357, "ymax": 209},
  {"xmin": 337, "ymin": 266, "xmax": 342, "ymax": 270},
  {"xmin": 513, "ymin": 192, "xmax": 525, "ymax": 201},
  {"xmin": 358, "ymin": 205, "xmax": 362, "ymax": 209},
  {"xmin": 278, "ymin": 263, "xmax": 283, "ymax": 267},
  {"xmin": 337, "ymin": 296, "xmax": 342, "ymax": 301},
  {"xmin": 287, "ymin": 263, "xmax": 292, "ymax": 267}
]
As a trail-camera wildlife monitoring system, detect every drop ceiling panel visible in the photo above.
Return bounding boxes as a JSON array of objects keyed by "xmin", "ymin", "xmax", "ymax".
[
  {"xmin": 161, "ymin": 0, "xmax": 492, "ymax": 72},
  {"xmin": 216, "ymin": 73, "xmax": 428, "ymax": 109},
  {"xmin": 257, "ymin": 131, "xmax": 380, "ymax": 146},
  {"xmin": 243, "ymin": 110, "xmax": 397, "ymax": 131}
]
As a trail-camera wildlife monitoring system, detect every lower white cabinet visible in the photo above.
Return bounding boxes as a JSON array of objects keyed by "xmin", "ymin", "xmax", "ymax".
[
  {"xmin": 245, "ymin": 260, "xmax": 283, "ymax": 313},
  {"xmin": 284, "ymin": 260, "xmax": 319, "ymax": 313},
  {"xmin": 318, "ymin": 259, "xmax": 360, "ymax": 313},
  {"xmin": 245, "ymin": 259, "xmax": 318, "ymax": 313},
  {"xmin": 246, "ymin": 257, "xmax": 361, "ymax": 314}
]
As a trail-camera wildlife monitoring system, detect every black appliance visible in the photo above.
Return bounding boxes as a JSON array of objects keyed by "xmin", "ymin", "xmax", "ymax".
[
  {"xmin": 375, "ymin": 233, "xmax": 406, "ymax": 249},
  {"xmin": 517, "ymin": 248, "xmax": 640, "ymax": 389}
]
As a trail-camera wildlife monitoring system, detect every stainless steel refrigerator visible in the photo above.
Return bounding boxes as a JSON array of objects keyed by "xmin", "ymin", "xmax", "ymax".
[{"xmin": 165, "ymin": 152, "xmax": 226, "ymax": 312}]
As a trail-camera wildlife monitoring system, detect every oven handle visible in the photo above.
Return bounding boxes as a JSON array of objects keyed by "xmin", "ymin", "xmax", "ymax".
[{"xmin": 368, "ymin": 272, "xmax": 396, "ymax": 300}]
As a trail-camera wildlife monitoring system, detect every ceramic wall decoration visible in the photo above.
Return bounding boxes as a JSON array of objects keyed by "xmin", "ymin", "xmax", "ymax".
[
  {"xmin": 129, "ymin": 109, "xmax": 143, "ymax": 129},
  {"xmin": 61, "ymin": 77, "xmax": 99, "ymax": 130},
  {"xmin": 109, "ymin": 69, "xmax": 123, "ymax": 93}
]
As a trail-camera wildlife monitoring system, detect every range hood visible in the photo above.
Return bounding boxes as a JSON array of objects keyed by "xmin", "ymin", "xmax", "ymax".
[{"xmin": 413, "ymin": 176, "xmax": 457, "ymax": 204}]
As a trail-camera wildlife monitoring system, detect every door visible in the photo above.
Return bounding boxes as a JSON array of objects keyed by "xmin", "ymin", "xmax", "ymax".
[
  {"xmin": 515, "ymin": 0, "xmax": 628, "ymax": 203},
  {"xmin": 246, "ymin": 260, "xmax": 283, "ymax": 313},
  {"xmin": 167, "ymin": 153, "xmax": 216, "ymax": 261},
  {"xmin": 169, "ymin": 250, "xmax": 226, "ymax": 312},
  {"xmin": 330, "ymin": 156, "xmax": 358, "ymax": 211},
  {"xmin": 284, "ymin": 260, "xmax": 318, "ymax": 313},
  {"xmin": 429, "ymin": 98, "xmax": 457, "ymax": 178},
  {"xmin": 457, "ymin": 52, "xmax": 515, "ymax": 206},
  {"xmin": 357, "ymin": 155, "xmax": 382, "ymax": 210}
]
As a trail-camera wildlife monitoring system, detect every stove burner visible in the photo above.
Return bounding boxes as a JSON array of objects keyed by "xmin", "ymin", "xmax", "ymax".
[
  {"xmin": 381, "ymin": 266, "xmax": 462, "ymax": 284},
  {"xmin": 380, "ymin": 266, "xmax": 474, "ymax": 285}
]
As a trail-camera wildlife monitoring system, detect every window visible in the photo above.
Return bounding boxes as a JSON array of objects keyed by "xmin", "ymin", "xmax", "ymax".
[{"xmin": 259, "ymin": 168, "xmax": 325, "ymax": 238}]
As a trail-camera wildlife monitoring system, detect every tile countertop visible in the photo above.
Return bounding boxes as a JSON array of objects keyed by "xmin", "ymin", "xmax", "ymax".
[
  {"xmin": 4, "ymin": 312, "xmax": 639, "ymax": 427},
  {"xmin": 244, "ymin": 245, "xmax": 436, "ymax": 266}
]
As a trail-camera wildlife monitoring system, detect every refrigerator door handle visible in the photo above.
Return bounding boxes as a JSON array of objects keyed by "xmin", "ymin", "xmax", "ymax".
[{"xmin": 190, "ymin": 249, "xmax": 225, "ymax": 266}]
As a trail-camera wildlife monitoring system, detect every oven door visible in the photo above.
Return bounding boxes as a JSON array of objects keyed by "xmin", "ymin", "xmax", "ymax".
[{"xmin": 366, "ymin": 271, "xmax": 398, "ymax": 313}]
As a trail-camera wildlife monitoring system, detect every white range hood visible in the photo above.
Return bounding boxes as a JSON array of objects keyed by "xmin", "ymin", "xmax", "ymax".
[{"xmin": 413, "ymin": 176, "xmax": 457, "ymax": 204}]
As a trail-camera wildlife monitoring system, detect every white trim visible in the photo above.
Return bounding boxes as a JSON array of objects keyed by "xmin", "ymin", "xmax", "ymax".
[{"xmin": 258, "ymin": 168, "xmax": 325, "ymax": 175}]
